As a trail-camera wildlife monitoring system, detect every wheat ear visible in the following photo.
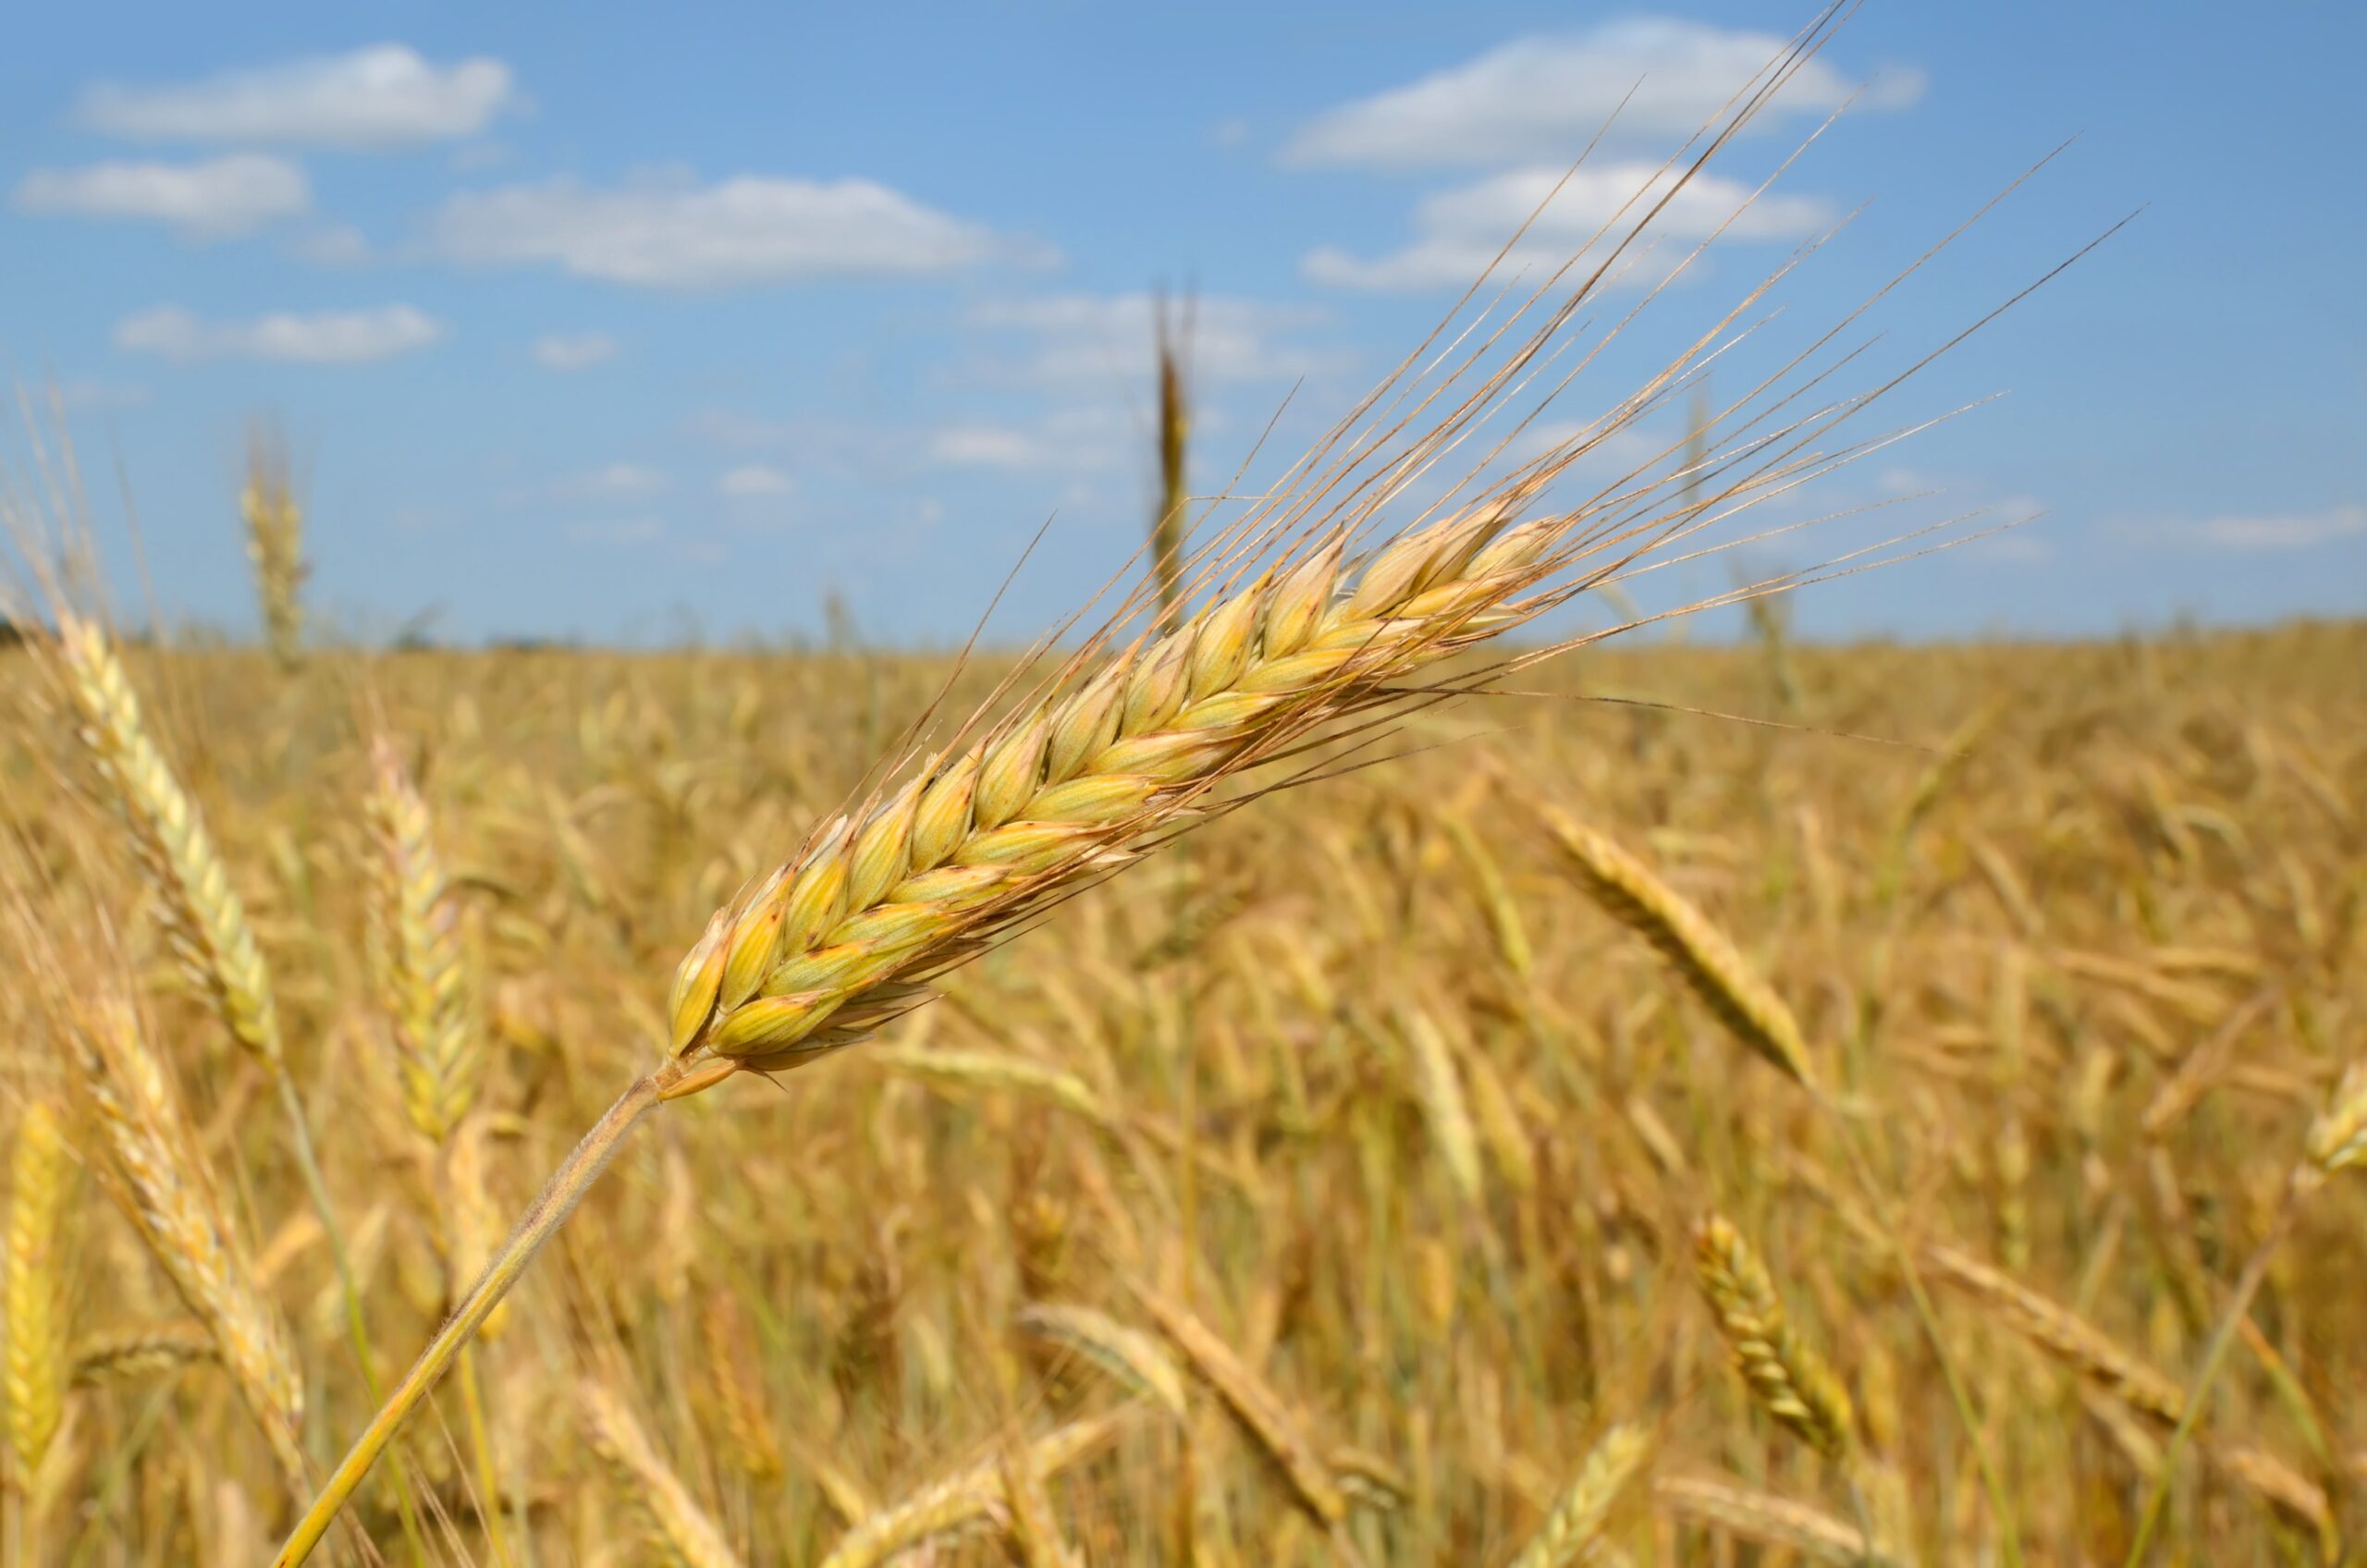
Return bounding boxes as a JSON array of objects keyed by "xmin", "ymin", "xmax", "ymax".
[
  {"xmin": 364, "ymin": 737, "xmax": 482, "ymax": 1148},
  {"xmin": 65, "ymin": 995, "xmax": 308, "ymax": 1492},
  {"xmin": 818, "ymin": 1412, "xmax": 1123, "ymax": 1568},
  {"xmin": 1922, "ymin": 1241, "xmax": 2185, "ymax": 1427},
  {"xmin": 52, "ymin": 614, "xmax": 376, "ymax": 1387},
  {"xmin": 68, "ymin": 1319, "xmax": 216, "ymax": 1385},
  {"xmin": 1016, "ymin": 1301, "xmax": 1190, "ymax": 1420},
  {"xmin": 240, "ymin": 423, "xmax": 307, "ymax": 669},
  {"xmin": 697, "ymin": 1289, "xmax": 784, "ymax": 1481},
  {"xmin": 1656, "ymin": 1475, "xmax": 1897, "ymax": 1566},
  {"xmin": 6, "ymin": 1101, "xmax": 74, "ymax": 1497},
  {"xmin": 1149, "ymin": 298, "xmax": 1190, "ymax": 629},
  {"xmin": 1541, "ymin": 811, "xmax": 1815, "ymax": 1086},
  {"xmin": 1505, "ymin": 1423, "xmax": 1652, "ymax": 1568},
  {"xmin": 1132, "ymin": 1279, "xmax": 1348, "ymax": 1530},
  {"xmin": 1692, "ymin": 1216, "xmax": 1856, "ymax": 1464},
  {"xmin": 582, "ymin": 1380, "xmax": 744, "ymax": 1568},
  {"xmin": 998, "ymin": 1432, "xmax": 1085, "ymax": 1568}
]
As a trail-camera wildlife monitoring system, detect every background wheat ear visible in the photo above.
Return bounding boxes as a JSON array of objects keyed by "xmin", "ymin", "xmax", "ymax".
[
  {"xmin": 240, "ymin": 419, "xmax": 308, "ymax": 671},
  {"xmin": 6, "ymin": 1099, "xmax": 76, "ymax": 1511},
  {"xmin": 1691, "ymin": 1214, "xmax": 1856, "ymax": 1464},
  {"xmin": 1505, "ymin": 1422, "xmax": 1651, "ymax": 1568}
]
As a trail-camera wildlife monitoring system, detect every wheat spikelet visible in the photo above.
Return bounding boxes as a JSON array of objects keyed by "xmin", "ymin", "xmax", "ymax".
[
  {"xmin": 697, "ymin": 1289, "xmax": 784, "ymax": 1482},
  {"xmin": 1922, "ymin": 1241, "xmax": 2185, "ymax": 1425},
  {"xmin": 1540, "ymin": 810, "xmax": 1815, "ymax": 1087},
  {"xmin": 241, "ymin": 423, "xmax": 307, "ymax": 669},
  {"xmin": 6, "ymin": 1100, "xmax": 73, "ymax": 1485},
  {"xmin": 1692, "ymin": 1215, "xmax": 1855, "ymax": 1463},
  {"xmin": 1016, "ymin": 1301, "xmax": 1189, "ymax": 1419},
  {"xmin": 1504, "ymin": 1423, "xmax": 1651, "ymax": 1568},
  {"xmin": 65, "ymin": 994, "xmax": 307, "ymax": 1489},
  {"xmin": 365, "ymin": 736, "xmax": 481, "ymax": 1146},
  {"xmin": 2298, "ymin": 1058, "xmax": 2367, "ymax": 1190},
  {"xmin": 1656, "ymin": 1475, "xmax": 1895, "ymax": 1566},
  {"xmin": 581, "ymin": 1380, "xmax": 744, "ymax": 1568},
  {"xmin": 69, "ymin": 1319, "xmax": 217, "ymax": 1385},
  {"xmin": 818, "ymin": 1411, "xmax": 1123, "ymax": 1568},
  {"xmin": 1131, "ymin": 1280, "xmax": 1346, "ymax": 1527},
  {"xmin": 1443, "ymin": 811, "xmax": 1534, "ymax": 978},
  {"xmin": 445, "ymin": 1112, "xmax": 512, "ymax": 1341},
  {"xmin": 56, "ymin": 613, "xmax": 282, "ymax": 1067}
]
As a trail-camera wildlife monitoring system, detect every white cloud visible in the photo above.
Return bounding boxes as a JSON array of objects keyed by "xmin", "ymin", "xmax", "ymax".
[
  {"xmin": 1303, "ymin": 161, "xmax": 1832, "ymax": 291},
  {"xmin": 114, "ymin": 303, "xmax": 444, "ymax": 363},
  {"xmin": 717, "ymin": 463, "xmax": 792, "ymax": 496},
  {"xmin": 13, "ymin": 154, "xmax": 308, "ymax": 237},
  {"xmin": 559, "ymin": 462, "xmax": 667, "ymax": 500},
  {"xmin": 969, "ymin": 294, "xmax": 1345, "ymax": 386},
  {"xmin": 532, "ymin": 331, "xmax": 618, "ymax": 371},
  {"xmin": 928, "ymin": 424, "xmax": 1049, "ymax": 471},
  {"xmin": 2184, "ymin": 504, "xmax": 2365, "ymax": 552},
  {"xmin": 431, "ymin": 171, "xmax": 1019, "ymax": 288},
  {"xmin": 77, "ymin": 44, "xmax": 519, "ymax": 149},
  {"xmin": 1283, "ymin": 19, "xmax": 1922, "ymax": 170}
]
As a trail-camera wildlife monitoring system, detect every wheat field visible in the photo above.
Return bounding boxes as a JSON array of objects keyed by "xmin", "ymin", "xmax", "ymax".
[{"xmin": 2, "ymin": 615, "xmax": 2360, "ymax": 1564}]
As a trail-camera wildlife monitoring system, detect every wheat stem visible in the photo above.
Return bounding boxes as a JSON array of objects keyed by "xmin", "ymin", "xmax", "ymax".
[{"xmin": 272, "ymin": 1067, "xmax": 667, "ymax": 1567}]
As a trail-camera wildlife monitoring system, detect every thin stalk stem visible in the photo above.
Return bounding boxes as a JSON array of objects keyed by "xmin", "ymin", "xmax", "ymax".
[
  {"xmin": 457, "ymin": 1346, "xmax": 514, "ymax": 1568},
  {"xmin": 2122, "ymin": 1192, "xmax": 2300, "ymax": 1566},
  {"xmin": 272, "ymin": 1069, "xmax": 668, "ymax": 1567},
  {"xmin": 268, "ymin": 1057, "xmax": 433, "ymax": 1568}
]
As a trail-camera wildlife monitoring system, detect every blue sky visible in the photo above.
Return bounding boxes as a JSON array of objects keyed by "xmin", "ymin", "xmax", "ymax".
[{"xmin": 3, "ymin": 2, "xmax": 2360, "ymax": 647}]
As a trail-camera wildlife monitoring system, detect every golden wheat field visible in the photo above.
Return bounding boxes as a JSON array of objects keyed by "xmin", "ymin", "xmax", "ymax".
[{"xmin": 2, "ymin": 611, "xmax": 2361, "ymax": 1565}]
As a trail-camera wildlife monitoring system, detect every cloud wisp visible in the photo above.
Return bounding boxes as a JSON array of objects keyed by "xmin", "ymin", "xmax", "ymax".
[
  {"xmin": 114, "ymin": 303, "xmax": 446, "ymax": 363},
  {"xmin": 15, "ymin": 154, "xmax": 309, "ymax": 238},
  {"xmin": 77, "ymin": 44, "xmax": 520, "ymax": 149}
]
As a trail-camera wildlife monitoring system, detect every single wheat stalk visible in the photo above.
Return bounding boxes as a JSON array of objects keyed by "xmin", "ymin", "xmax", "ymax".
[
  {"xmin": 1149, "ymin": 299, "xmax": 1189, "ymax": 629},
  {"xmin": 364, "ymin": 737, "xmax": 482, "ymax": 1148},
  {"xmin": 6, "ymin": 1101, "xmax": 74, "ymax": 1492},
  {"xmin": 1541, "ymin": 811, "xmax": 1815, "ymax": 1086},
  {"xmin": 1016, "ymin": 1301, "xmax": 1190, "ymax": 1420},
  {"xmin": 68, "ymin": 1319, "xmax": 217, "ymax": 1385},
  {"xmin": 818, "ymin": 1411, "xmax": 1124, "ymax": 1568},
  {"xmin": 1692, "ymin": 1215, "xmax": 1855, "ymax": 1464},
  {"xmin": 241, "ymin": 423, "xmax": 307, "ymax": 669},
  {"xmin": 1656, "ymin": 1475, "xmax": 1896, "ymax": 1566},
  {"xmin": 63, "ymin": 993, "xmax": 308, "ymax": 1493},
  {"xmin": 1504, "ymin": 1423, "xmax": 1652, "ymax": 1568},
  {"xmin": 581, "ymin": 1380, "xmax": 745, "ymax": 1568}
]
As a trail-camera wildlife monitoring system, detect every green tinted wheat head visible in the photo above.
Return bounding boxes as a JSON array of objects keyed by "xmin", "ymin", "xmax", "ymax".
[
  {"xmin": 2299, "ymin": 1058, "xmax": 2366, "ymax": 1191},
  {"xmin": 582, "ymin": 1380, "xmax": 744, "ymax": 1568},
  {"xmin": 1016, "ymin": 1301, "xmax": 1190, "ymax": 1421},
  {"xmin": 6, "ymin": 1100, "xmax": 73, "ymax": 1489},
  {"xmin": 241, "ymin": 425, "xmax": 307, "ymax": 670},
  {"xmin": 1506, "ymin": 1423, "xmax": 1652, "ymax": 1568},
  {"xmin": 57, "ymin": 614, "xmax": 281, "ymax": 1066},
  {"xmin": 1692, "ymin": 1215, "xmax": 1855, "ymax": 1464},
  {"xmin": 364, "ymin": 737, "xmax": 481, "ymax": 1148},
  {"xmin": 1656, "ymin": 1475, "xmax": 1894, "ymax": 1566},
  {"xmin": 64, "ymin": 996, "xmax": 307, "ymax": 1491},
  {"xmin": 68, "ymin": 1319, "xmax": 217, "ymax": 1386},
  {"xmin": 1542, "ymin": 811, "xmax": 1816, "ymax": 1086}
]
